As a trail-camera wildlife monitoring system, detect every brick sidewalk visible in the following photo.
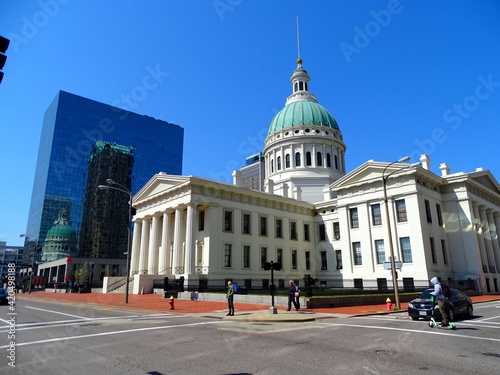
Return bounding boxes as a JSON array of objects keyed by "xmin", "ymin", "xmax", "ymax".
[{"xmin": 16, "ymin": 291, "xmax": 500, "ymax": 317}]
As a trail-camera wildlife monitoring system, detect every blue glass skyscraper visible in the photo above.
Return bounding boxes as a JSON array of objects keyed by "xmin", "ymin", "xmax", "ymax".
[{"xmin": 24, "ymin": 90, "xmax": 184, "ymax": 263}]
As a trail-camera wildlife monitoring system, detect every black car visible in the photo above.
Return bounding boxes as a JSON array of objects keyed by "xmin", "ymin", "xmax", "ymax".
[{"xmin": 408, "ymin": 288, "xmax": 473, "ymax": 321}]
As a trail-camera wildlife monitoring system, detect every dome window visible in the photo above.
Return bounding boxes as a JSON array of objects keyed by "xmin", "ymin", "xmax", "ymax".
[
  {"xmin": 306, "ymin": 152, "xmax": 312, "ymax": 166},
  {"xmin": 295, "ymin": 152, "xmax": 301, "ymax": 167},
  {"xmin": 316, "ymin": 152, "xmax": 322, "ymax": 166},
  {"xmin": 294, "ymin": 130, "xmax": 299, "ymax": 134},
  {"xmin": 294, "ymin": 82, "xmax": 298, "ymax": 92},
  {"xmin": 327, "ymin": 153, "xmax": 332, "ymax": 168},
  {"xmin": 277, "ymin": 156, "xmax": 282, "ymax": 170},
  {"xmin": 334, "ymin": 155, "xmax": 339, "ymax": 169},
  {"xmin": 299, "ymin": 81, "xmax": 304, "ymax": 91},
  {"xmin": 305, "ymin": 129, "xmax": 310, "ymax": 133},
  {"xmin": 285, "ymin": 154, "xmax": 290, "ymax": 168}
]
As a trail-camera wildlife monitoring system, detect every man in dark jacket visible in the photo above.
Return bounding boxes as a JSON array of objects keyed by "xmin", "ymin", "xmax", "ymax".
[{"xmin": 287, "ymin": 280, "xmax": 299, "ymax": 311}]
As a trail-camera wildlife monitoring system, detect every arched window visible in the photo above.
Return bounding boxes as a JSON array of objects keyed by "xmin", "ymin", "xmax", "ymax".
[
  {"xmin": 306, "ymin": 152, "xmax": 312, "ymax": 166},
  {"xmin": 271, "ymin": 159, "xmax": 274, "ymax": 173},
  {"xmin": 334, "ymin": 155, "xmax": 338, "ymax": 169},
  {"xmin": 305, "ymin": 82, "xmax": 308, "ymax": 91},
  {"xmin": 294, "ymin": 82, "xmax": 298, "ymax": 92},
  {"xmin": 295, "ymin": 152, "xmax": 301, "ymax": 167},
  {"xmin": 277, "ymin": 156, "xmax": 281, "ymax": 170},
  {"xmin": 326, "ymin": 153, "xmax": 331, "ymax": 168},
  {"xmin": 317, "ymin": 152, "xmax": 322, "ymax": 166},
  {"xmin": 299, "ymin": 81, "xmax": 304, "ymax": 91},
  {"xmin": 285, "ymin": 154, "xmax": 290, "ymax": 168}
]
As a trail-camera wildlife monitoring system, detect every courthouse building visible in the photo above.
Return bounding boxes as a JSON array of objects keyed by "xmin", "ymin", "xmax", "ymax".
[{"xmin": 128, "ymin": 58, "xmax": 500, "ymax": 295}]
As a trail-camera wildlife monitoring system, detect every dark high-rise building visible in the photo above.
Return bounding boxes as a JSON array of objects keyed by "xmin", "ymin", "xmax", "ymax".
[
  {"xmin": 24, "ymin": 91, "xmax": 184, "ymax": 264},
  {"xmin": 79, "ymin": 141, "xmax": 134, "ymax": 259}
]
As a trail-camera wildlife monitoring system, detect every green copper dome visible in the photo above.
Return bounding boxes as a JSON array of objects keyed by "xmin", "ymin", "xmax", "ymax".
[{"xmin": 268, "ymin": 100, "xmax": 340, "ymax": 135}]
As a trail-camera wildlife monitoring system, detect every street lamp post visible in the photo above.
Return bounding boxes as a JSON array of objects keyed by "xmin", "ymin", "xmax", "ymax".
[
  {"xmin": 382, "ymin": 156, "xmax": 416, "ymax": 310},
  {"xmin": 98, "ymin": 178, "xmax": 133, "ymax": 304}
]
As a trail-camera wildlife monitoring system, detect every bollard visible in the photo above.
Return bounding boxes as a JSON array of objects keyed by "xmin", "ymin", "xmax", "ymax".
[
  {"xmin": 386, "ymin": 297, "xmax": 392, "ymax": 311},
  {"xmin": 169, "ymin": 295, "xmax": 175, "ymax": 310}
]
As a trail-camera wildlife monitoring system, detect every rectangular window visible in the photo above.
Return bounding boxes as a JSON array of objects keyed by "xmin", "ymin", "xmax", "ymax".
[
  {"xmin": 333, "ymin": 222, "xmax": 340, "ymax": 240},
  {"xmin": 400, "ymin": 237, "xmax": 413, "ymax": 263},
  {"xmin": 371, "ymin": 203, "xmax": 382, "ymax": 226},
  {"xmin": 375, "ymin": 239, "xmax": 385, "ymax": 264},
  {"xmin": 304, "ymin": 223, "xmax": 310, "ymax": 241},
  {"xmin": 377, "ymin": 278, "xmax": 388, "ymax": 290},
  {"xmin": 395, "ymin": 199, "xmax": 407, "ymax": 222},
  {"xmin": 198, "ymin": 210, "xmax": 205, "ymax": 231},
  {"xmin": 335, "ymin": 250, "xmax": 342, "ymax": 269},
  {"xmin": 441, "ymin": 239, "xmax": 448, "ymax": 265},
  {"xmin": 224, "ymin": 210, "xmax": 233, "ymax": 232},
  {"xmin": 321, "ymin": 251, "xmax": 327, "ymax": 270},
  {"xmin": 275, "ymin": 218, "xmax": 282, "ymax": 238},
  {"xmin": 260, "ymin": 247, "xmax": 267, "ymax": 268},
  {"xmin": 436, "ymin": 204, "xmax": 443, "ymax": 226},
  {"xmin": 350, "ymin": 207, "xmax": 359, "ymax": 229},
  {"xmin": 277, "ymin": 248, "xmax": 283, "ymax": 268},
  {"xmin": 354, "ymin": 278, "xmax": 363, "ymax": 289},
  {"xmin": 430, "ymin": 237, "xmax": 437, "ymax": 264},
  {"xmin": 259, "ymin": 215, "xmax": 268, "ymax": 236},
  {"xmin": 224, "ymin": 244, "xmax": 232, "ymax": 267},
  {"xmin": 290, "ymin": 221, "xmax": 297, "ymax": 240},
  {"xmin": 352, "ymin": 241, "xmax": 362, "ymax": 265},
  {"xmin": 243, "ymin": 245, "xmax": 250, "ymax": 268},
  {"xmin": 425, "ymin": 199, "xmax": 432, "ymax": 223},
  {"xmin": 291, "ymin": 250, "xmax": 297, "ymax": 270},
  {"xmin": 319, "ymin": 224, "xmax": 326, "ymax": 241},
  {"xmin": 305, "ymin": 251, "xmax": 311, "ymax": 270},
  {"xmin": 242, "ymin": 212, "xmax": 251, "ymax": 234}
]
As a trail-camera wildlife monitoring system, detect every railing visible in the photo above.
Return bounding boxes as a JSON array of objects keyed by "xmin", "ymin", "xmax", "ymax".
[{"xmin": 195, "ymin": 266, "xmax": 209, "ymax": 274}]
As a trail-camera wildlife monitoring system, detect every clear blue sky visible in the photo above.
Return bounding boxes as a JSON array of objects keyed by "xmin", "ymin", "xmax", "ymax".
[{"xmin": 1, "ymin": 0, "xmax": 499, "ymax": 246}]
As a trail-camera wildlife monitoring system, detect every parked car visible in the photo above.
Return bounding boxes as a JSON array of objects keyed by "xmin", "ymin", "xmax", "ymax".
[
  {"xmin": 0, "ymin": 287, "xmax": 8, "ymax": 305},
  {"xmin": 408, "ymin": 288, "xmax": 474, "ymax": 321}
]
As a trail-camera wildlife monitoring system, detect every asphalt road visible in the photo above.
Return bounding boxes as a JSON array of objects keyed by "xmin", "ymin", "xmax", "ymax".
[{"xmin": 0, "ymin": 298, "xmax": 499, "ymax": 375}]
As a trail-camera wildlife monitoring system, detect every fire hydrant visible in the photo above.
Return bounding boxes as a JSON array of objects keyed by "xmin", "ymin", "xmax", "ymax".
[
  {"xmin": 386, "ymin": 297, "xmax": 392, "ymax": 311},
  {"xmin": 169, "ymin": 295, "xmax": 175, "ymax": 310}
]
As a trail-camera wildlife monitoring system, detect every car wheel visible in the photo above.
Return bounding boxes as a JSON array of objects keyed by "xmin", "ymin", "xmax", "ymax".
[
  {"xmin": 411, "ymin": 316, "xmax": 419, "ymax": 321},
  {"xmin": 466, "ymin": 304, "xmax": 474, "ymax": 319},
  {"xmin": 448, "ymin": 308, "xmax": 455, "ymax": 322}
]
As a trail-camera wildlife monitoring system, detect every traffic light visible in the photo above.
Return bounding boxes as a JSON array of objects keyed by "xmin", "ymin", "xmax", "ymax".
[{"xmin": 0, "ymin": 36, "xmax": 9, "ymax": 84}]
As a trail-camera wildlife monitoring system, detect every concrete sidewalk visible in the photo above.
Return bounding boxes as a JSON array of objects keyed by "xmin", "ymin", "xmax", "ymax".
[{"xmin": 16, "ymin": 291, "xmax": 500, "ymax": 323}]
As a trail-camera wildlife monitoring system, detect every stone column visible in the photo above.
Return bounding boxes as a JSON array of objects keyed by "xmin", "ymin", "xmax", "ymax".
[
  {"xmin": 138, "ymin": 217, "xmax": 150, "ymax": 274},
  {"xmin": 158, "ymin": 211, "xmax": 171, "ymax": 275},
  {"xmin": 148, "ymin": 215, "xmax": 159, "ymax": 274},
  {"xmin": 473, "ymin": 204, "xmax": 488, "ymax": 272},
  {"xmin": 485, "ymin": 210, "xmax": 498, "ymax": 274},
  {"xmin": 130, "ymin": 220, "xmax": 142, "ymax": 274},
  {"xmin": 172, "ymin": 207, "xmax": 183, "ymax": 274},
  {"xmin": 184, "ymin": 203, "xmax": 196, "ymax": 275}
]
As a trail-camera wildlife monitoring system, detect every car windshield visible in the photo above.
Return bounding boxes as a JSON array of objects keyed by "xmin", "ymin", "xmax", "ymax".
[{"xmin": 419, "ymin": 290, "xmax": 433, "ymax": 299}]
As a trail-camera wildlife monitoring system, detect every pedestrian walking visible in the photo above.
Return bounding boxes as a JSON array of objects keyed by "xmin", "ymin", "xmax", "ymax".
[
  {"xmin": 226, "ymin": 281, "xmax": 234, "ymax": 316},
  {"xmin": 287, "ymin": 280, "xmax": 299, "ymax": 311}
]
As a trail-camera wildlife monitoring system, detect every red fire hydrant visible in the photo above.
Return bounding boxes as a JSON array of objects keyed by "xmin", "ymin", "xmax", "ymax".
[
  {"xmin": 169, "ymin": 295, "xmax": 175, "ymax": 310},
  {"xmin": 386, "ymin": 297, "xmax": 392, "ymax": 311}
]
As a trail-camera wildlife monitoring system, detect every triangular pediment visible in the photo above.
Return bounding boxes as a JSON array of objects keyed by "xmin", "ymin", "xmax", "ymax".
[
  {"xmin": 133, "ymin": 173, "xmax": 190, "ymax": 203},
  {"xmin": 469, "ymin": 171, "xmax": 500, "ymax": 195}
]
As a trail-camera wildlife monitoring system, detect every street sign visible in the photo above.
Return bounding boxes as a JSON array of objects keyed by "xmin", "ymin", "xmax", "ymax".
[{"xmin": 383, "ymin": 261, "xmax": 403, "ymax": 270}]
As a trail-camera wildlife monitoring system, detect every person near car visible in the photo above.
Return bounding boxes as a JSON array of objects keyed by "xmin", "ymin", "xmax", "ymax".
[{"xmin": 430, "ymin": 276, "xmax": 449, "ymax": 326}]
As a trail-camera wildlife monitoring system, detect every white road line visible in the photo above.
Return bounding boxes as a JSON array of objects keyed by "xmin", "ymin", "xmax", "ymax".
[
  {"xmin": 0, "ymin": 321, "xmax": 227, "ymax": 349},
  {"xmin": 0, "ymin": 313, "xmax": 176, "ymax": 331},
  {"xmin": 319, "ymin": 322, "xmax": 500, "ymax": 342},
  {"xmin": 25, "ymin": 305, "xmax": 92, "ymax": 320}
]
